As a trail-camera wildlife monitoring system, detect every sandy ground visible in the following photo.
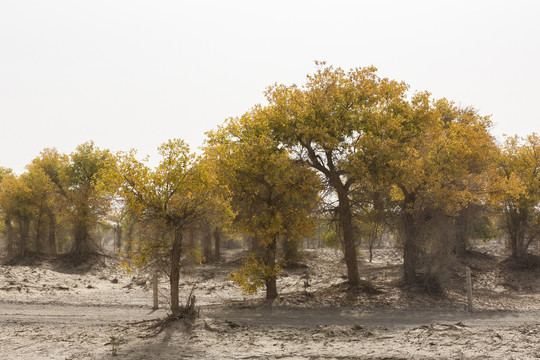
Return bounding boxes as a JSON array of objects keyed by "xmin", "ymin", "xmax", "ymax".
[{"xmin": 1, "ymin": 240, "xmax": 540, "ymax": 359}]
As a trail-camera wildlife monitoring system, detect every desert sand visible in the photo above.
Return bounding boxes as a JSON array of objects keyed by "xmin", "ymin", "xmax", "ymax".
[{"xmin": 1, "ymin": 240, "xmax": 539, "ymax": 359}]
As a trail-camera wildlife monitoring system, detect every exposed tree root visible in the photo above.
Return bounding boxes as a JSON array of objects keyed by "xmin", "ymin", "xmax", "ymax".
[{"xmin": 144, "ymin": 286, "xmax": 200, "ymax": 337}]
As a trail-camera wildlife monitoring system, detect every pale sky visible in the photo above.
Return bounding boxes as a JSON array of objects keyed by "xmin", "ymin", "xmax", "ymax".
[{"xmin": 1, "ymin": 0, "xmax": 539, "ymax": 174}]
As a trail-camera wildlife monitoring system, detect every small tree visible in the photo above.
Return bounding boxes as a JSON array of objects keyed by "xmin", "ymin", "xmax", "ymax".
[
  {"xmin": 117, "ymin": 139, "xmax": 220, "ymax": 314},
  {"xmin": 353, "ymin": 189, "xmax": 389, "ymax": 263}
]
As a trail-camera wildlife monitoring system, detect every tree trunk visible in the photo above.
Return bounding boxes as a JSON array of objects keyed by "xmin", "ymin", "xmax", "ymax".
[
  {"xmin": 170, "ymin": 227, "xmax": 183, "ymax": 314},
  {"xmin": 18, "ymin": 217, "xmax": 30, "ymax": 256},
  {"xmin": 336, "ymin": 186, "xmax": 361, "ymax": 286},
  {"xmin": 265, "ymin": 276, "xmax": 278, "ymax": 300},
  {"xmin": 265, "ymin": 237, "xmax": 278, "ymax": 300},
  {"xmin": 5, "ymin": 216, "xmax": 15, "ymax": 258},
  {"xmin": 402, "ymin": 193, "xmax": 420, "ymax": 284},
  {"xmin": 152, "ymin": 272, "xmax": 159, "ymax": 310},
  {"xmin": 510, "ymin": 231, "xmax": 525, "ymax": 259},
  {"xmin": 403, "ymin": 217, "xmax": 419, "ymax": 284},
  {"xmin": 73, "ymin": 222, "xmax": 89, "ymax": 256},
  {"xmin": 202, "ymin": 223, "xmax": 212, "ymax": 263},
  {"xmin": 508, "ymin": 209, "xmax": 527, "ymax": 259},
  {"xmin": 35, "ymin": 208, "xmax": 44, "ymax": 253},
  {"xmin": 47, "ymin": 210, "xmax": 57, "ymax": 255},
  {"xmin": 213, "ymin": 226, "xmax": 221, "ymax": 260}
]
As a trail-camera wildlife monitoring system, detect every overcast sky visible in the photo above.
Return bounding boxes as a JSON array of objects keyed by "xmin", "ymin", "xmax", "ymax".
[{"xmin": 1, "ymin": 0, "xmax": 539, "ymax": 174}]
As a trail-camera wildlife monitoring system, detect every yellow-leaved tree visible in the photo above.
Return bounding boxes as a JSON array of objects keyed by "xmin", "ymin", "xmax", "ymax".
[
  {"xmin": 356, "ymin": 93, "xmax": 497, "ymax": 285},
  {"xmin": 496, "ymin": 134, "xmax": 540, "ymax": 259},
  {"xmin": 116, "ymin": 139, "xmax": 225, "ymax": 314},
  {"xmin": 205, "ymin": 108, "xmax": 321, "ymax": 300},
  {"xmin": 265, "ymin": 62, "xmax": 408, "ymax": 287},
  {"xmin": 0, "ymin": 173, "xmax": 33, "ymax": 257},
  {"xmin": 32, "ymin": 142, "xmax": 117, "ymax": 257}
]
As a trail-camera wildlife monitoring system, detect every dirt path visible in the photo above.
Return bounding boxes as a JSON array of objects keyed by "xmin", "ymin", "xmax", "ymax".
[
  {"xmin": 2, "ymin": 301, "xmax": 539, "ymax": 330},
  {"xmin": 3, "ymin": 301, "xmax": 539, "ymax": 359},
  {"xmin": 206, "ymin": 306, "xmax": 540, "ymax": 330},
  {"xmin": 0, "ymin": 301, "xmax": 168, "ymax": 325}
]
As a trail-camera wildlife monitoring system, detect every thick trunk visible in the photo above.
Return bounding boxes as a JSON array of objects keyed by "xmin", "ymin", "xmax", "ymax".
[
  {"xmin": 508, "ymin": 209, "xmax": 527, "ymax": 259},
  {"xmin": 73, "ymin": 222, "xmax": 89, "ymax": 256},
  {"xmin": 402, "ymin": 194, "xmax": 419, "ymax": 284},
  {"xmin": 510, "ymin": 231, "xmax": 526, "ymax": 259},
  {"xmin": 336, "ymin": 186, "xmax": 361, "ymax": 286},
  {"xmin": 170, "ymin": 227, "xmax": 182, "ymax": 314},
  {"xmin": 213, "ymin": 226, "xmax": 221, "ymax": 260},
  {"xmin": 265, "ymin": 238, "xmax": 278, "ymax": 300},
  {"xmin": 265, "ymin": 276, "xmax": 278, "ymax": 300},
  {"xmin": 403, "ymin": 218, "xmax": 419, "ymax": 284},
  {"xmin": 72, "ymin": 202, "xmax": 94, "ymax": 256}
]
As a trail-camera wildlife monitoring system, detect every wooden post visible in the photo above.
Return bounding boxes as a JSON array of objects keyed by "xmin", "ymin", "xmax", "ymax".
[
  {"xmin": 152, "ymin": 273, "xmax": 159, "ymax": 310},
  {"xmin": 466, "ymin": 266, "xmax": 473, "ymax": 312}
]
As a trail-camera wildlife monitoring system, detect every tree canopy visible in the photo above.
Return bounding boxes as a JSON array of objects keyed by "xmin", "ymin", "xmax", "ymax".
[{"xmin": 0, "ymin": 63, "xmax": 538, "ymax": 309}]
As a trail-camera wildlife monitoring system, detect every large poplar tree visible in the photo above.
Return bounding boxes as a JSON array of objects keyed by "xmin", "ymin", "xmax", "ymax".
[{"xmin": 265, "ymin": 63, "xmax": 408, "ymax": 286}]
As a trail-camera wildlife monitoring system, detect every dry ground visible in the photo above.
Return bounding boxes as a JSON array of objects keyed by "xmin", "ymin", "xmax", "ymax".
[{"xmin": 1, "ymin": 240, "xmax": 539, "ymax": 359}]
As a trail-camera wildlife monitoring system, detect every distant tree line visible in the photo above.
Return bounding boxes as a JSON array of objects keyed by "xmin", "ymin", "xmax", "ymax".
[{"xmin": 1, "ymin": 63, "xmax": 539, "ymax": 313}]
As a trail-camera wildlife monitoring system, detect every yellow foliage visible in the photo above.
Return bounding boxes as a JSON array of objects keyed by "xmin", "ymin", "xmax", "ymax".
[{"xmin": 230, "ymin": 253, "xmax": 281, "ymax": 295}]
